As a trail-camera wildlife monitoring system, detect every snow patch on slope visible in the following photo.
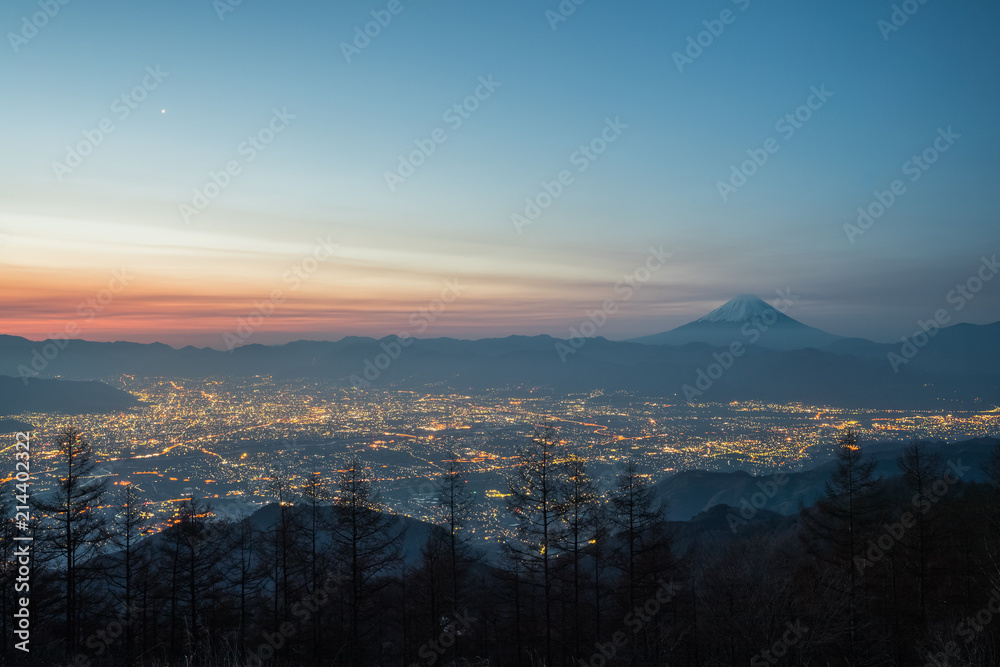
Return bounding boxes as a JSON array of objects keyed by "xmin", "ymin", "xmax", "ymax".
[{"xmin": 694, "ymin": 294, "xmax": 778, "ymax": 323}]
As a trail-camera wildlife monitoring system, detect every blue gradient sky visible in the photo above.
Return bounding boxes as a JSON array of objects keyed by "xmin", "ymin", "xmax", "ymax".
[{"xmin": 1, "ymin": 0, "xmax": 998, "ymax": 348}]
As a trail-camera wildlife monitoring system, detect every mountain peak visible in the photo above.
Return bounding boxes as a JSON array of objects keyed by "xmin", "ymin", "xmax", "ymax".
[{"xmin": 695, "ymin": 294, "xmax": 778, "ymax": 323}]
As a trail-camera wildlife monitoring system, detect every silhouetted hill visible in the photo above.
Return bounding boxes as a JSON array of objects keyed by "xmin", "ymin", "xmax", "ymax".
[
  {"xmin": 0, "ymin": 418, "xmax": 34, "ymax": 433},
  {"xmin": 898, "ymin": 321, "xmax": 1000, "ymax": 376},
  {"xmin": 0, "ymin": 375, "xmax": 139, "ymax": 415},
  {"xmin": 246, "ymin": 501, "xmax": 444, "ymax": 565},
  {"xmin": 823, "ymin": 322, "xmax": 1000, "ymax": 375},
  {"xmin": 656, "ymin": 468, "xmax": 831, "ymax": 521},
  {"xmin": 655, "ymin": 437, "xmax": 999, "ymax": 520}
]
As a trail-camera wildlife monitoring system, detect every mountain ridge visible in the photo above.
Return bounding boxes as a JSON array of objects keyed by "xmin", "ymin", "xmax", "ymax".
[
  {"xmin": 1, "ymin": 323, "xmax": 998, "ymax": 410},
  {"xmin": 629, "ymin": 294, "xmax": 844, "ymax": 350}
]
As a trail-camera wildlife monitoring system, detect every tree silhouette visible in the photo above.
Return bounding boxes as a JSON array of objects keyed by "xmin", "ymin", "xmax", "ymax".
[
  {"xmin": 610, "ymin": 459, "xmax": 669, "ymax": 612},
  {"xmin": 557, "ymin": 453, "xmax": 601, "ymax": 660},
  {"xmin": 106, "ymin": 482, "xmax": 151, "ymax": 665},
  {"xmin": 437, "ymin": 454, "xmax": 477, "ymax": 633},
  {"xmin": 800, "ymin": 429, "xmax": 883, "ymax": 664},
  {"xmin": 505, "ymin": 425, "xmax": 567, "ymax": 666},
  {"xmin": 332, "ymin": 456, "xmax": 405, "ymax": 664},
  {"xmin": 32, "ymin": 427, "xmax": 109, "ymax": 656}
]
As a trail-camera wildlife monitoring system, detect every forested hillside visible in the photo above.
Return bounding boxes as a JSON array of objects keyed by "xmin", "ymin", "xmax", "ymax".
[{"xmin": 5, "ymin": 428, "xmax": 1000, "ymax": 666}]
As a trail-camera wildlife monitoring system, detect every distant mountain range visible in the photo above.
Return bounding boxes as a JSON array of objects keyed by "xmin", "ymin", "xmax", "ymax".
[
  {"xmin": 631, "ymin": 294, "xmax": 1000, "ymax": 377},
  {"xmin": 629, "ymin": 293, "xmax": 843, "ymax": 350},
  {"xmin": 1, "ymin": 295, "xmax": 997, "ymax": 411}
]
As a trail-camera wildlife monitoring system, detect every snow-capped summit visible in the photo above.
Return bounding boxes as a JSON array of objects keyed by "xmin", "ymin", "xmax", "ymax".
[
  {"xmin": 629, "ymin": 294, "xmax": 842, "ymax": 350},
  {"xmin": 695, "ymin": 294, "xmax": 783, "ymax": 324}
]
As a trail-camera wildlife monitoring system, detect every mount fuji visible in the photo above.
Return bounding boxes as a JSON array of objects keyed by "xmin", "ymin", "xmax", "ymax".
[{"xmin": 629, "ymin": 294, "xmax": 843, "ymax": 350}]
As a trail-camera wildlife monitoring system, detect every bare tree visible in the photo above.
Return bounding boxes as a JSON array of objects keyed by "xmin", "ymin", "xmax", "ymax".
[
  {"xmin": 106, "ymin": 482, "xmax": 151, "ymax": 665},
  {"xmin": 609, "ymin": 459, "xmax": 669, "ymax": 612},
  {"xmin": 558, "ymin": 453, "xmax": 601, "ymax": 660},
  {"xmin": 897, "ymin": 441, "xmax": 945, "ymax": 633},
  {"xmin": 437, "ymin": 456, "xmax": 477, "ymax": 618},
  {"xmin": 332, "ymin": 456, "xmax": 404, "ymax": 665},
  {"xmin": 800, "ymin": 429, "xmax": 883, "ymax": 665},
  {"xmin": 505, "ymin": 425, "xmax": 567, "ymax": 665},
  {"xmin": 33, "ymin": 427, "xmax": 109, "ymax": 656},
  {"xmin": 301, "ymin": 471, "xmax": 332, "ymax": 663},
  {"xmin": 219, "ymin": 513, "xmax": 263, "ymax": 658}
]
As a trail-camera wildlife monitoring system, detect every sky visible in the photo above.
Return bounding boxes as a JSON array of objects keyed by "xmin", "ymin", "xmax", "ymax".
[{"xmin": 1, "ymin": 0, "xmax": 998, "ymax": 349}]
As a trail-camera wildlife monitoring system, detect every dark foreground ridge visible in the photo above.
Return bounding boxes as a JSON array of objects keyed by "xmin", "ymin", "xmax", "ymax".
[{"xmin": 8, "ymin": 427, "xmax": 1000, "ymax": 666}]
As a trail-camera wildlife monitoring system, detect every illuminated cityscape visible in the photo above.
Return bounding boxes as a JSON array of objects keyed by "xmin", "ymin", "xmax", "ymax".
[{"xmin": 9, "ymin": 376, "xmax": 999, "ymax": 544}]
